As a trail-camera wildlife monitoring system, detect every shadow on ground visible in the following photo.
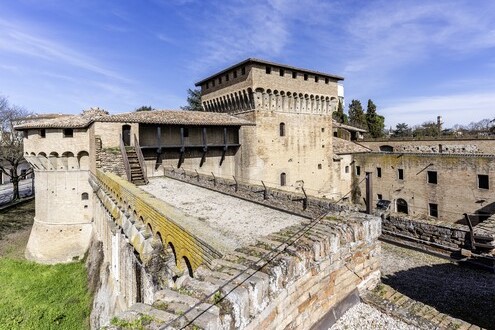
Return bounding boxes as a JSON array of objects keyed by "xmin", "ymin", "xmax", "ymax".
[
  {"xmin": 0, "ymin": 200, "xmax": 35, "ymax": 239},
  {"xmin": 382, "ymin": 262, "xmax": 495, "ymax": 329}
]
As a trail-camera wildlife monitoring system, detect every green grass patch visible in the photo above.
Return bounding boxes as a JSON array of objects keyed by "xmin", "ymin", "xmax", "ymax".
[{"xmin": 0, "ymin": 258, "xmax": 92, "ymax": 330}]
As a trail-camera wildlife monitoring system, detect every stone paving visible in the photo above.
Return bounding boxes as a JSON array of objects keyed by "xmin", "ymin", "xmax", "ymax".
[{"xmin": 140, "ymin": 177, "xmax": 305, "ymax": 250}]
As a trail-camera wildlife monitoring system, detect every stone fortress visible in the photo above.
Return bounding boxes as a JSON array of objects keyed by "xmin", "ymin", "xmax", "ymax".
[{"xmin": 14, "ymin": 58, "xmax": 495, "ymax": 329}]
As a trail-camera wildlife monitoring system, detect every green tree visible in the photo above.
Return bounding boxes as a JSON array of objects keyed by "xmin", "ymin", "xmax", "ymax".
[
  {"xmin": 135, "ymin": 106, "xmax": 153, "ymax": 112},
  {"xmin": 181, "ymin": 88, "xmax": 203, "ymax": 111},
  {"xmin": 332, "ymin": 100, "xmax": 348, "ymax": 124},
  {"xmin": 348, "ymin": 99, "xmax": 366, "ymax": 129},
  {"xmin": 412, "ymin": 121, "xmax": 440, "ymax": 137},
  {"xmin": 365, "ymin": 99, "xmax": 384, "ymax": 138},
  {"xmin": 393, "ymin": 123, "xmax": 411, "ymax": 137},
  {"xmin": 0, "ymin": 96, "xmax": 33, "ymax": 201}
]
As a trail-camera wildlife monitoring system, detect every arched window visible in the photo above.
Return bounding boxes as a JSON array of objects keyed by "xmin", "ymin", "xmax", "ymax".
[
  {"xmin": 81, "ymin": 192, "xmax": 89, "ymax": 200},
  {"xmin": 280, "ymin": 172, "xmax": 286, "ymax": 186},
  {"xmin": 279, "ymin": 123, "xmax": 286, "ymax": 137}
]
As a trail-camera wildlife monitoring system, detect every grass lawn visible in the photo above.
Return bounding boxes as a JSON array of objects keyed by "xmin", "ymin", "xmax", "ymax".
[{"xmin": 0, "ymin": 200, "xmax": 92, "ymax": 330}]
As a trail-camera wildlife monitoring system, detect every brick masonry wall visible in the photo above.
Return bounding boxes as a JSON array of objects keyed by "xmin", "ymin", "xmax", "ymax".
[
  {"xmin": 108, "ymin": 211, "xmax": 382, "ymax": 329},
  {"xmin": 382, "ymin": 213, "xmax": 495, "ymax": 256}
]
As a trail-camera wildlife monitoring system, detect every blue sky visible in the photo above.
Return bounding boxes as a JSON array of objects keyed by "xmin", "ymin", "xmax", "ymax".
[{"xmin": 1, "ymin": 0, "xmax": 494, "ymax": 128}]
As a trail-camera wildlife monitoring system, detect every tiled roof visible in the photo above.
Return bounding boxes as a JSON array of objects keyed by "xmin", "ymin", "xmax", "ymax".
[
  {"xmin": 15, "ymin": 109, "xmax": 254, "ymax": 130},
  {"xmin": 333, "ymin": 121, "xmax": 368, "ymax": 133},
  {"xmin": 195, "ymin": 58, "xmax": 344, "ymax": 86},
  {"xmin": 333, "ymin": 137, "xmax": 371, "ymax": 154},
  {"xmin": 100, "ymin": 110, "xmax": 255, "ymax": 126}
]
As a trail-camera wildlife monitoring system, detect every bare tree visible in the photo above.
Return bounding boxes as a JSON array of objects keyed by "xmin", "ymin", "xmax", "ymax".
[{"xmin": 0, "ymin": 96, "xmax": 32, "ymax": 201}]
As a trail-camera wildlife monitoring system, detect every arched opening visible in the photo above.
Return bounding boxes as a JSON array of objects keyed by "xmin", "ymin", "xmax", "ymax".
[
  {"xmin": 181, "ymin": 256, "xmax": 194, "ymax": 278},
  {"xmin": 379, "ymin": 145, "xmax": 394, "ymax": 152},
  {"xmin": 168, "ymin": 242, "xmax": 177, "ymax": 265},
  {"xmin": 81, "ymin": 192, "xmax": 89, "ymax": 200},
  {"xmin": 122, "ymin": 124, "xmax": 131, "ymax": 146},
  {"xmin": 396, "ymin": 198, "xmax": 408, "ymax": 214},
  {"xmin": 280, "ymin": 172, "xmax": 287, "ymax": 186},
  {"xmin": 78, "ymin": 151, "xmax": 89, "ymax": 170},
  {"xmin": 279, "ymin": 123, "xmax": 286, "ymax": 137}
]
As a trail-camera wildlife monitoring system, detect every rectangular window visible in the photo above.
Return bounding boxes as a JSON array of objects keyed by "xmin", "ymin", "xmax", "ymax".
[
  {"xmin": 325, "ymin": 77, "xmax": 329, "ymax": 84},
  {"xmin": 427, "ymin": 171, "xmax": 438, "ymax": 184},
  {"xmin": 304, "ymin": 74, "xmax": 308, "ymax": 81},
  {"xmin": 377, "ymin": 167, "xmax": 382, "ymax": 178},
  {"xmin": 345, "ymin": 166, "xmax": 349, "ymax": 173},
  {"xmin": 356, "ymin": 166, "xmax": 361, "ymax": 176},
  {"xmin": 63, "ymin": 128, "xmax": 73, "ymax": 138},
  {"xmin": 266, "ymin": 66, "xmax": 271, "ymax": 74},
  {"xmin": 318, "ymin": 164, "xmax": 322, "ymax": 170},
  {"xmin": 292, "ymin": 71, "xmax": 297, "ymax": 79},
  {"xmin": 241, "ymin": 67, "xmax": 246, "ymax": 75},
  {"xmin": 205, "ymin": 83, "xmax": 209, "ymax": 90},
  {"xmin": 218, "ymin": 77, "xmax": 222, "ymax": 84},
  {"xmin": 279, "ymin": 69, "xmax": 284, "ymax": 77},
  {"xmin": 183, "ymin": 127, "xmax": 189, "ymax": 138},
  {"xmin": 398, "ymin": 168, "xmax": 404, "ymax": 180},
  {"xmin": 321, "ymin": 128, "xmax": 325, "ymax": 132},
  {"xmin": 314, "ymin": 76, "xmax": 319, "ymax": 82},
  {"xmin": 225, "ymin": 73, "xmax": 229, "ymax": 81},
  {"xmin": 429, "ymin": 203, "xmax": 438, "ymax": 218},
  {"xmin": 478, "ymin": 174, "xmax": 489, "ymax": 189},
  {"xmin": 377, "ymin": 194, "xmax": 383, "ymax": 200},
  {"xmin": 23, "ymin": 130, "xmax": 28, "ymax": 139},
  {"xmin": 40, "ymin": 129, "xmax": 46, "ymax": 138},
  {"xmin": 233, "ymin": 70, "xmax": 238, "ymax": 78}
]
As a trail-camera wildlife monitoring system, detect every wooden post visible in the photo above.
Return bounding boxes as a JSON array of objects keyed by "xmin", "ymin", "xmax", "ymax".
[
  {"xmin": 261, "ymin": 181, "xmax": 268, "ymax": 200},
  {"xmin": 365, "ymin": 172, "xmax": 373, "ymax": 214}
]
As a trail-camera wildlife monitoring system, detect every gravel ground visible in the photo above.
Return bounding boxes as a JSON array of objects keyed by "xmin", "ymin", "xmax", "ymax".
[
  {"xmin": 141, "ymin": 177, "xmax": 305, "ymax": 249},
  {"xmin": 381, "ymin": 242, "xmax": 495, "ymax": 329},
  {"xmin": 330, "ymin": 243, "xmax": 494, "ymax": 329},
  {"xmin": 329, "ymin": 302, "xmax": 419, "ymax": 330}
]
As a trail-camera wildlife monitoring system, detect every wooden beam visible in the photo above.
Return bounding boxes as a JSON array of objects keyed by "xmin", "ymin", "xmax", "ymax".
[{"xmin": 200, "ymin": 127, "xmax": 208, "ymax": 167}]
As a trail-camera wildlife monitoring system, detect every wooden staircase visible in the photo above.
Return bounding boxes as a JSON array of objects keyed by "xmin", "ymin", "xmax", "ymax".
[{"xmin": 126, "ymin": 147, "xmax": 147, "ymax": 186}]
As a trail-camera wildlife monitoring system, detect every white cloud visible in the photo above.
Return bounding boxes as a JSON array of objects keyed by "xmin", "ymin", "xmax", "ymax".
[
  {"xmin": 382, "ymin": 92, "xmax": 495, "ymax": 128},
  {"xmin": 0, "ymin": 18, "xmax": 129, "ymax": 82}
]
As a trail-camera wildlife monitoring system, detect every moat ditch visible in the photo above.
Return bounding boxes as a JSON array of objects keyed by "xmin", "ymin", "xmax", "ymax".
[{"xmin": 0, "ymin": 200, "xmax": 92, "ymax": 329}]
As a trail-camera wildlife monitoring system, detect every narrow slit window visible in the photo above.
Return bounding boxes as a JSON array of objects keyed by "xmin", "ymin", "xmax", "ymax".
[
  {"xmin": 266, "ymin": 66, "xmax": 271, "ymax": 74},
  {"xmin": 40, "ymin": 129, "xmax": 46, "ymax": 138},
  {"xmin": 279, "ymin": 69, "xmax": 284, "ymax": 77},
  {"xmin": 292, "ymin": 71, "xmax": 297, "ymax": 79},
  {"xmin": 233, "ymin": 70, "xmax": 238, "ymax": 78},
  {"xmin": 241, "ymin": 67, "xmax": 246, "ymax": 75},
  {"xmin": 304, "ymin": 74, "xmax": 308, "ymax": 81},
  {"xmin": 279, "ymin": 122, "xmax": 285, "ymax": 137},
  {"xmin": 356, "ymin": 166, "xmax": 361, "ymax": 176},
  {"xmin": 280, "ymin": 172, "xmax": 286, "ymax": 186},
  {"xmin": 315, "ymin": 76, "xmax": 319, "ymax": 82},
  {"xmin": 398, "ymin": 168, "xmax": 404, "ymax": 180},
  {"xmin": 377, "ymin": 167, "xmax": 382, "ymax": 178}
]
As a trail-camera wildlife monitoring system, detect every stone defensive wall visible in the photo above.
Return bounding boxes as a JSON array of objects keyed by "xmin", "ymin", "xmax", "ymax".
[
  {"xmin": 381, "ymin": 213, "xmax": 495, "ymax": 270},
  {"xmin": 110, "ymin": 211, "xmax": 381, "ymax": 329},
  {"xmin": 90, "ymin": 170, "xmax": 225, "ymax": 270},
  {"xmin": 360, "ymin": 137, "xmax": 495, "ymax": 155}
]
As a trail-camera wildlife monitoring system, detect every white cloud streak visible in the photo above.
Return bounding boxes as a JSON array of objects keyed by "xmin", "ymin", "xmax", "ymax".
[{"xmin": 0, "ymin": 18, "xmax": 129, "ymax": 82}]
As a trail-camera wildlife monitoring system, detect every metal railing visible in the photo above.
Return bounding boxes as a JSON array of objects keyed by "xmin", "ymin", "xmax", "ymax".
[
  {"xmin": 134, "ymin": 134, "xmax": 148, "ymax": 184},
  {"xmin": 119, "ymin": 134, "xmax": 132, "ymax": 182}
]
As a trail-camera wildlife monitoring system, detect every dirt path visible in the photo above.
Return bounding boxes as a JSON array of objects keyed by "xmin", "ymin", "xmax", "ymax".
[{"xmin": 0, "ymin": 200, "xmax": 35, "ymax": 259}]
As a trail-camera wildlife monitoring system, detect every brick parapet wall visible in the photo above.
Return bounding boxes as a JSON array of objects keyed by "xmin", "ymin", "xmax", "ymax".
[
  {"xmin": 108, "ymin": 212, "xmax": 382, "ymax": 329},
  {"xmin": 382, "ymin": 214, "xmax": 495, "ymax": 256}
]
